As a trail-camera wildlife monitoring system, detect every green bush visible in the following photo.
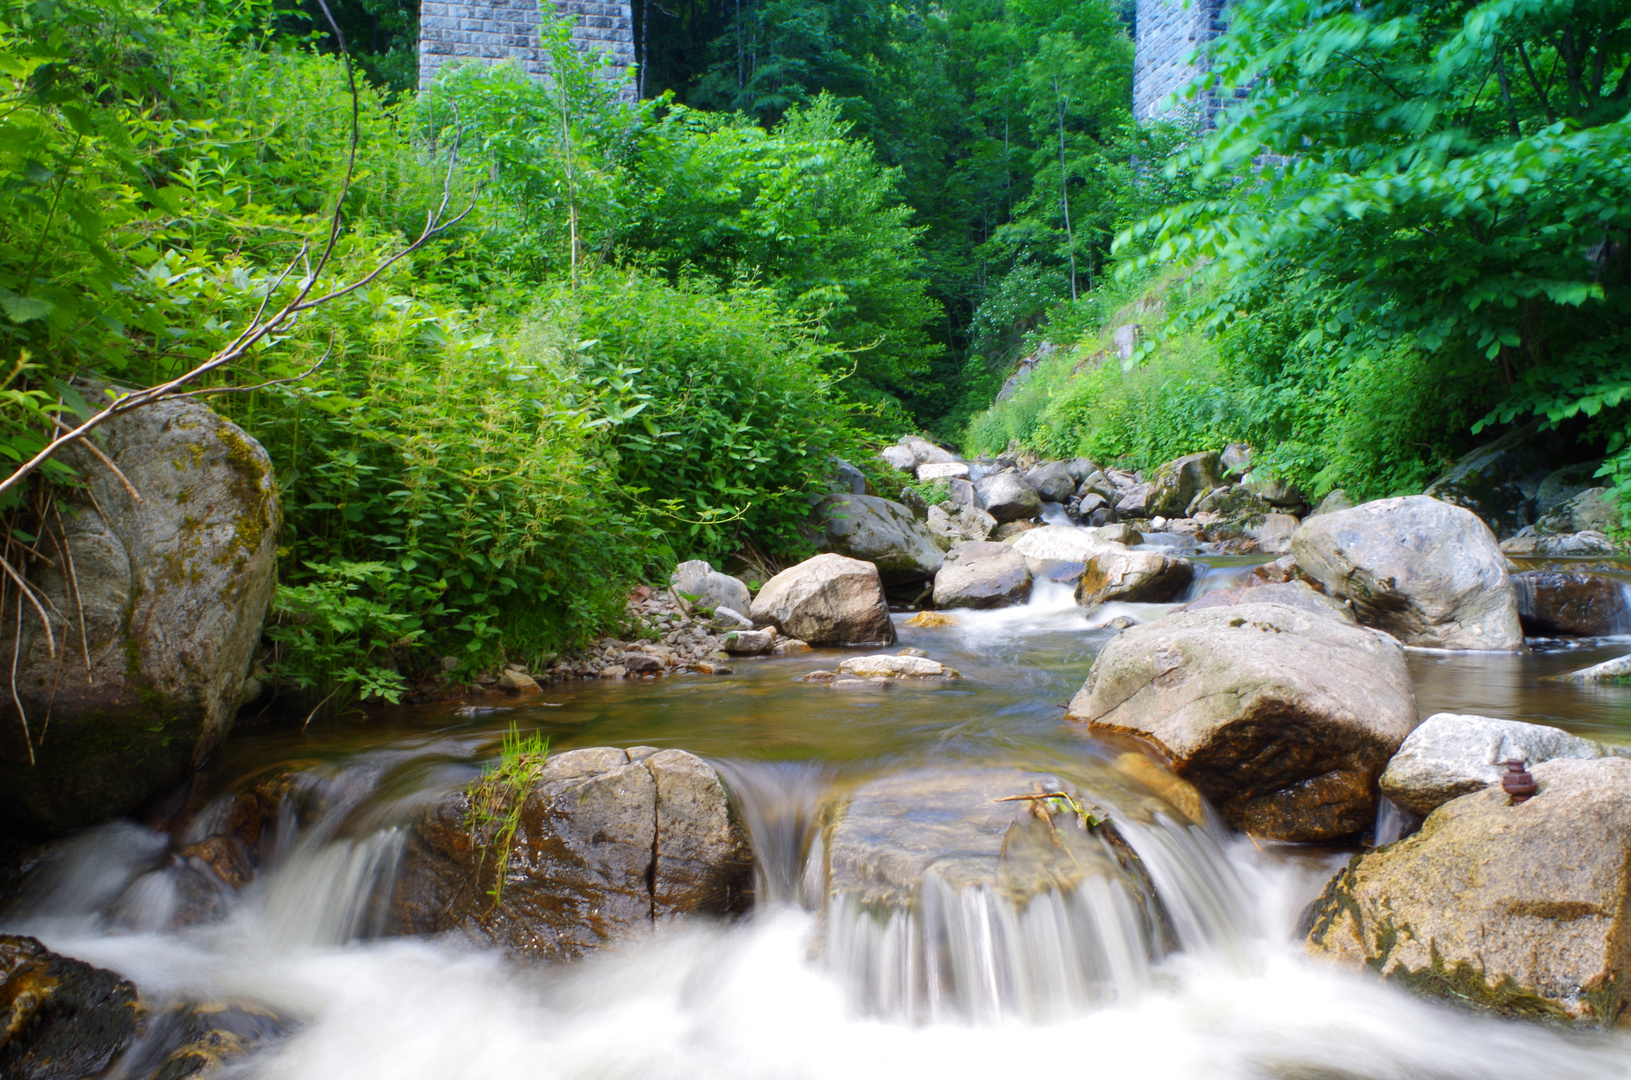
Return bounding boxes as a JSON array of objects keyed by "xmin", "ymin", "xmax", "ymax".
[{"xmin": 536, "ymin": 270, "xmax": 865, "ymax": 564}]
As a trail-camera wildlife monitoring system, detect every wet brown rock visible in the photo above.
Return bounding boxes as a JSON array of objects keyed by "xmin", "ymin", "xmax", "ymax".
[
  {"xmin": 176, "ymin": 836, "xmax": 250, "ymax": 890},
  {"xmin": 385, "ymin": 747, "xmax": 753, "ymax": 962},
  {"xmin": 749, "ymin": 553, "xmax": 895, "ymax": 646},
  {"xmin": 1305, "ymin": 758, "xmax": 1631, "ymax": 1025},
  {"xmin": 1066, "ymin": 603, "xmax": 1418, "ymax": 841},
  {"xmin": 1074, "ymin": 547, "xmax": 1193, "ymax": 607},
  {"xmin": 0, "ymin": 935, "xmax": 141, "ymax": 1080},
  {"xmin": 1512, "ymin": 571, "xmax": 1631, "ymax": 636}
]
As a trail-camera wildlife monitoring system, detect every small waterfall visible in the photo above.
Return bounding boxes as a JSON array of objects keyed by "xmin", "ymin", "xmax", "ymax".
[
  {"xmin": 826, "ymin": 858, "xmax": 1157, "ymax": 1024},
  {"xmin": 713, "ymin": 759, "xmax": 833, "ymax": 908},
  {"xmin": 1180, "ymin": 561, "xmax": 1264, "ymax": 601},
  {"xmin": 1370, "ymin": 797, "xmax": 1420, "ymax": 847},
  {"xmin": 821, "ymin": 813, "xmax": 1257, "ymax": 1024}
]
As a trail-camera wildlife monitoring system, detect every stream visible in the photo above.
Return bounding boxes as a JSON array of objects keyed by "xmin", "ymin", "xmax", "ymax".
[{"xmin": 7, "ymin": 556, "xmax": 1631, "ymax": 1078}]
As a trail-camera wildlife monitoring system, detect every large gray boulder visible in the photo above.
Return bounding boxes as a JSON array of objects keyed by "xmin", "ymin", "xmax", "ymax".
[
  {"xmin": 387, "ymin": 747, "xmax": 753, "ymax": 962},
  {"xmin": 1379, "ymin": 712, "xmax": 1624, "ymax": 817},
  {"xmin": 1512, "ymin": 571, "xmax": 1631, "ymax": 636},
  {"xmin": 901, "ymin": 435, "xmax": 957, "ymax": 466},
  {"xmin": 0, "ymin": 393, "xmax": 280, "ymax": 834},
  {"xmin": 925, "ymin": 501, "xmax": 997, "ymax": 549},
  {"xmin": 975, "ymin": 471, "xmax": 1043, "ymax": 523},
  {"xmin": 816, "ymin": 494, "xmax": 944, "ymax": 584},
  {"xmin": 1023, "ymin": 461, "xmax": 1077, "ymax": 503},
  {"xmin": 879, "ymin": 444, "xmax": 917, "ymax": 472},
  {"xmin": 669, "ymin": 560, "xmax": 752, "ymax": 616},
  {"xmin": 1421, "ymin": 423, "xmax": 1556, "ymax": 536},
  {"xmin": 1501, "ymin": 530, "xmax": 1617, "ymax": 557},
  {"xmin": 932, "ymin": 541, "xmax": 1032, "ymax": 609},
  {"xmin": 1146, "ymin": 452, "xmax": 1223, "ymax": 519},
  {"xmin": 1114, "ymin": 482, "xmax": 1153, "ymax": 519},
  {"xmin": 1306, "ymin": 758, "xmax": 1631, "ymax": 1025},
  {"xmin": 1067, "ymin": 603, "xmax": 1418, "ymax": 840},
  {"xmin": 1290, "ymin": 495, "xmax": 1523, "ymax": 650},
  {"xmin": 750, "ymin": 553, "xmax": 896, "ymax": 645},
  {"xmin": 1553, "ymin": 653, "xmax": 1631, "ymax": 683}
]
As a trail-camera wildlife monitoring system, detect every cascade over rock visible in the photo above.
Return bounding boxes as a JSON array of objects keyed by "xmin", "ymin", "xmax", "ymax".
[
  {"xmin": 816, "ymin": 494, "xmax": 944, "ymax": 584},
  {"xmin": 0, "ymin": 391, "xmax": 280, "ymax": 834},
  {"xmin": 1067, "ymin": 603, "xmax": 1418, "ymax": 840},
  {"xmin": 386, "ymin": 747, "xmax": 753, "ymax": 962},
  {"xmin": 1511, "ymin": 571, "xmax": 1631, "ymax": 636},
  {"xmin": 749, "ymin": 553, "xmax": 896, "ymax": 645},
  {"xmin": 1290, "ymin": 495, "xmax": 1524, "ymax": 650},
  {"xmin": 1305, "ymin": 758, "xmax": 1631, "ymax": 1025}
]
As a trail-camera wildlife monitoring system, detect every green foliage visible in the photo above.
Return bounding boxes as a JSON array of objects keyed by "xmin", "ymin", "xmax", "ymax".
[
  {"xmin": 624, "ymin": 95, "xmax": 938, "ymax": 408},
  {"xmin": 464, "ymin": 723, "xmax": 549, "ymax": 909},
  {"xmin": 238, "ymin": 280, "xmax": 652, "ymax": 671},
  {"xmin": 539, "ymin": 270, "xmax": 864, "ymax": 563},
  {"xmin": 265, "ymin": 560, "xmax": 419, "ymax": 711},
  {"xmin": 1120, "ymin": 0, "xmax": 1631, "ymax": 513}
]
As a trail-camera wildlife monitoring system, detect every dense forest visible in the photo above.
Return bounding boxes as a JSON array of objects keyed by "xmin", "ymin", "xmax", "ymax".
[{"xmin": 1, "ymin": 0, "xmax": 1627, "ymax": 707}]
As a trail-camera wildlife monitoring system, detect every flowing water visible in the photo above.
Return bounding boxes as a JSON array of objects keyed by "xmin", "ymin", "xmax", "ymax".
[{"xmin": 8, "ymin": 547, "xmax": 1631, "ymax": 1078}]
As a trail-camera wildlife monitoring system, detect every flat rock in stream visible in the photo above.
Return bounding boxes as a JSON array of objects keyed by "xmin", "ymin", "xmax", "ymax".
[
  {"xmin": 386, "ymin": 747, "xmax": 753, "ymax": 962},
  {"xmin": 823, "ymin": 768, "xmax": 1155, "ymax": 913},
  {"xmin": 1067, "ymin": 603, "xmax": 1418, "ymax": 841},
  {"xmin": 1305, "ymin": 758, "xmax": 1631, "ymax": 1025}
]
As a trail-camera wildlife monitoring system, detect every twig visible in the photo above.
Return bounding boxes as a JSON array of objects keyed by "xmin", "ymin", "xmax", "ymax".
[
  {"xmin": 301, "ymin": 685, "xmax": 342, "ymax": 732},
  {"xmin": 171, "ymin": 341, "xmax": 335, "ymax": 399},
  {"xmin": 10, "ymin": 584, "xmax": 33, "ymax": 765},
  {"xmin": 0, "ymin": 552, "xmax": 54, "ymax": 660},
  {"xmin": 50, "ymin": 416, "xmax": 140, "ymax": 503},
  {"xmin": 51, "ymin": 503, "xmax": 90, "ymax": 677}
]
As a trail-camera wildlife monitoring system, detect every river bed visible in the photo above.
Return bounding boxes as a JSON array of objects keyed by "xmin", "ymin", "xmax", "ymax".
[{"xmin": 7, "ymin": 570, "xmax": 1631, "ymax": 1079}]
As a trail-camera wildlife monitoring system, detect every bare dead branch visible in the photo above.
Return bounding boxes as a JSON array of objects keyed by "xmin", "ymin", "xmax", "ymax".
[
  {"xmin": 51, "ymin": 503, "xmax": 91, "ymax": 676},
  {"xmin": 172, "ymin": 341, "xmax": 336, "ymax": 400},
  {"xmin": 10, "ymin": 585, "xmax": 33, "ymax": 766},
  {"xmin": 0, "ymin": 551, "xmax": 54, "ymax": 661},
  {"xmin": 50, "ymin": 415, "xmax": 140, "ymax": 503}
]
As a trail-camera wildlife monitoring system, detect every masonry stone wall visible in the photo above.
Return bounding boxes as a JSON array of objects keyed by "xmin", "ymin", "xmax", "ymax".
[
  {"xmin": 419, "ymin": 0, "xmax": 635, "ymax": 90},
  {"xmin": 1133, "ymin": 0, "xmax": 1228, "ymax": 124}
]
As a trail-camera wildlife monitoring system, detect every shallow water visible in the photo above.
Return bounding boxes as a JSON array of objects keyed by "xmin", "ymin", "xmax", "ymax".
[{"xmin": 9, "ymin": 565, "xmax": 1631, "ymax": 1078}]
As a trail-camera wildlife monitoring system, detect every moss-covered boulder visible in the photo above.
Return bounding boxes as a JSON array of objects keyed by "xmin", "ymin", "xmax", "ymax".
[
  {"xmin": 0, "ymin": 391, "xmax": 280, "ymax": 834},
  {"xmin": 1305, "ymin": 758, "xmax": 1631, "ymax": 1025}
]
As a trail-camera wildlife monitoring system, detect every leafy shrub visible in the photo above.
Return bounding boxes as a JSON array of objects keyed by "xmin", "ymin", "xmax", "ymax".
[{"xmin": 535, "ymin": 270, "xmax": 865, "ymax": 564}]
